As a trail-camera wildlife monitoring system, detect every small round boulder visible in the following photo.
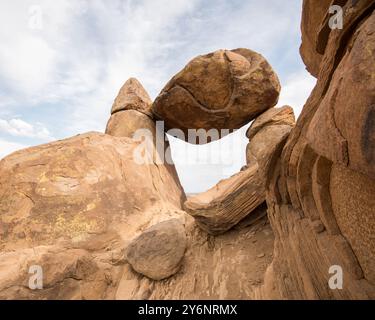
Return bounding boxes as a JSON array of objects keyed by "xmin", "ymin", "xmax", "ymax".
[{"xmin": 125, "ymin": 219, "xmax": 187, "ymax": 280}]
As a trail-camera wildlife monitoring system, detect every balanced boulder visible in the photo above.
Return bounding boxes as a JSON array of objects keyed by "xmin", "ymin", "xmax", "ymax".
[{"xmin": 152, "ymin": 48, "xmax": 280, "ymax": 142}]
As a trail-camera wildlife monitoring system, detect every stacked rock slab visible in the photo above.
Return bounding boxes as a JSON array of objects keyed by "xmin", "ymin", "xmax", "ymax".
[
  {"xmin": 255, "ymin": 0, "xmax": 375, "ymax": 299},
  {"xmin": 111, "ymin": 77, "xmax": 153, "ymax": 116},
  {"xmin": 184, "ymin": 163, "xmax": 265, "ymax": 235},
  {"xmin": 185, "ymin": 106, "xmax": 296, "ymax": 235},
  {"xmin": 152, "ymin": 48, "xmax": 281, "ymax": 143},
  {"xmin": 106, "ymin": 78, "xmax": 154, "ymax": 138},
  {"xmin": 246, "ymin": 106, "xmax": 295, "ymax": 180},
  {"xmin": 246, "ymin": 106, "xmax": 295, "ymax": 141}
]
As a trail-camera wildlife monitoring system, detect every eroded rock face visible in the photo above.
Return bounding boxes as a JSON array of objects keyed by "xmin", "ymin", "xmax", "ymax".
[
  {"xmin": 0, "ymin": 128, "xmax": 276, "ymax": 300},
  {"xmin": 256, "ymin": 1, "xmax": 375, "ymax": 300},
  {"xmin": 300, "ymin": 0, "xmax": 332, "ymax": 77},
  {"xmin": 126, "ymin": 219, "xmax": 187, "ymax": 280},
  {"xmin": 0, "ymin": 132, "xmax": 186, "ymax": 299},
  {"xmin": 152, "ymin": 48, "xmax": 280, "ymax": 142},
  {"xmin": 246, "ymin": 125, "xmax": 293, "ymax": 180}
]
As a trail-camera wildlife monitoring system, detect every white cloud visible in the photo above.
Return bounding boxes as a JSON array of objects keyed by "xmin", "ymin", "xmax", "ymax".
[
  {"xmin": 0, "ymin": 118, "xmax": 54, "ymax": 140},
  {"xmin": 0, "ymin": 0, "xmax": 205, "ymax": 133},
  {"xmin": 0, "ymin": 139, "xmax": 27, "ymax": 160},
  {"xmin": 0, "ymin": 35, "xmax": 57, "ymax": 95},
  {"xmin": 169, "ymin": 126, "xmax": 249, "ymax": 193},
  {"xmin": 277, "ymin": 71, "xmax": 317, "ymax": 117}
]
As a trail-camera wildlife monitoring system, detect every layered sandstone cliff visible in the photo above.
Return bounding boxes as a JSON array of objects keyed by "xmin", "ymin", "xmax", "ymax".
[{"xmin": 255, "ymin": 0, "xmax": 375, "ymax": 299}]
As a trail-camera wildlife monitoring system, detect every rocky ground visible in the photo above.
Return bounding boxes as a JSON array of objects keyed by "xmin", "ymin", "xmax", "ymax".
[{"xmin": 116, "ymin": 208, "xmax": 274, "ymax": 300}]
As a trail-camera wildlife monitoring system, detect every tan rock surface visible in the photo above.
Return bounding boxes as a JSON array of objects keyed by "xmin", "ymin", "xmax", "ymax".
[
  {"xmin": 105, "ymin": 110, "xmax": 156, "ymax": 138},
  {"xmin": 330, "ymin": 164, "xmax": 375, "ymax": 284},
  {"xmin": 300, "ymin": 0, "xmax": 332, "ymax": 77},
  {"xmin": 246, "ymin": 125, "xmax": 293, "ymax": 179},
  {"xmin": 152, "ymin": 48, "xmax": 280, "ymax": 141},
  {"xmin": 306, "ymin": 9, "xmax": 375, "ymax": 179},
  {"xmin": 111, "ymin": 78, "xmax": 152, "ymax": 116},
  {"xmin": 107, "ymin": 78, "xmax": 155, "ymax": 140},
  {"xmin": 246, "ymin": 106, "xmax": 295, "ymax": 140},
  {"xmin": 0, "ymin": 130, "xmax": 275, "ymax": 300}
]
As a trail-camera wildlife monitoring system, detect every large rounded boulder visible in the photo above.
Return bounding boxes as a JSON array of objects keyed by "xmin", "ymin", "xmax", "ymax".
[{"xmin": 152, "ymin": 48, "xmax": 280, "ymax": 143}]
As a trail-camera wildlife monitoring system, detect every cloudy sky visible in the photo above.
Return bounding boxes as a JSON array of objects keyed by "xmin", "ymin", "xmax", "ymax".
[{"xmin": 0, "ymin": 0, "xmax": 316, "ymax": 193}]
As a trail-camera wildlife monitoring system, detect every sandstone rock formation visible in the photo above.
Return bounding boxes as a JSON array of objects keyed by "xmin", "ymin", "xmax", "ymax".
[
  {"xmin": 246, "ymin": 106, "xmax": 295, "ymax": 140},
  {"xmin": 152, "ymin": 48, "xmax": 281, "ymax": 143},
  {"xmin": 116, "ymin": 212, "xmax": 274, "ymax": 300},
  {"xmin": 300, "ymin": 0, "xmax": 332, "ymax": 77},
  {"xmin": 125, "ymin": 219, "xmax": 187, "ymax": 280},
  {"xmin": 185, "ymin": 106, "xmax": 295, "ymax": 235},
  {"xmin": 255, "ymin": 0, "xmax": 375, "ymax": 299},
  {"xmin": 106, "ymin": 78, "xmax": 155, "ymax": 138},
  {"xmin": 0, "ymin": 1, "xmax": 374, "ymax": 301},
  {"xmin": 0, "ymin": 129, "xmax": 275, "ymax": 299},
  {"xmin": 246, "ymin": 106, "xmax": 295, "ymax": 180},
  {"xmin": 0, "ymin": 132, "xmax": 185, "ymax": 299},
  {"xmin": 106, "ymin": 109, "xmax": 156, "ymax": 138},
  {"xmin": 111, "ymin": 77, "xmax": 152, "ymax": 116},
  {"xmin": 0, "ymin": 69, "xmax": 276, "ymax": 300},
  {"xmin": 184, "ymin": 163, "xmax": 265, "ymax": 235}
]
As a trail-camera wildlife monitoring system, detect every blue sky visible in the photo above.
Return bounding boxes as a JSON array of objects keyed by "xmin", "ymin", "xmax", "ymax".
[{"xmin": 0, "ymin": 0, "xmax": 316, "ymax": 193}]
